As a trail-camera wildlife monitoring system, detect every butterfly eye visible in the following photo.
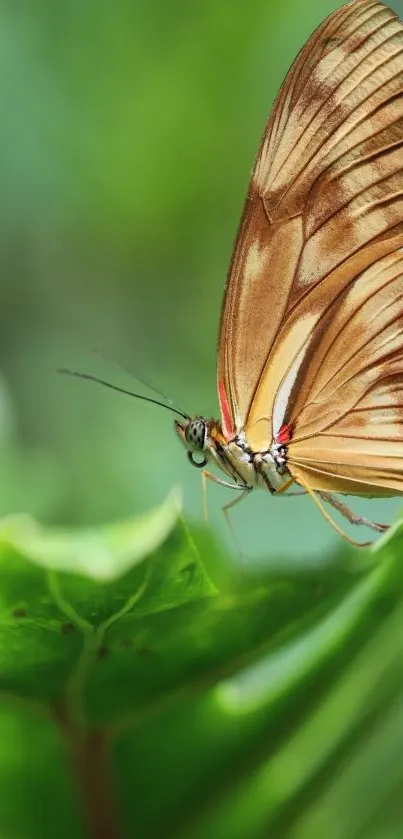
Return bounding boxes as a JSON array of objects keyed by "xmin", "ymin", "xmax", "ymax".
[{"xmin": 185, "ymin": 418, "xmax": 207, "ymax": 451}]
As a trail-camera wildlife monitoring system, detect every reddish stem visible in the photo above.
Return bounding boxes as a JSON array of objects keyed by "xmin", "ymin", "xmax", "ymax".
[
  {"xmin": 55, "ymin": 703, "xmax": 123, "ymax": 839},
  {"xmin": 71, "ymin": 729, "xmax": 122, "ymax": 839}
]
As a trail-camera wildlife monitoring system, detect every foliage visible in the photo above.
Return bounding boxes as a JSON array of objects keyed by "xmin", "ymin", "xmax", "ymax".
[{"xmin": 0, "ymin": 497, "xmax": 402, "ymax": 839}]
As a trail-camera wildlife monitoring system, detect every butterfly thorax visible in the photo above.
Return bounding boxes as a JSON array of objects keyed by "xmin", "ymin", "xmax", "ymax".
[{"xmin": 175, "ymin": 416, "xmax": 291, "ymax": 493}]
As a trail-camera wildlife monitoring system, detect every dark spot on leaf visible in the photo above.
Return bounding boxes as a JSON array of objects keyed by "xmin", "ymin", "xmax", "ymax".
[
  {"xmin": 180, "ymin": 563, "xmax": 195, "ymax": 582},
  {"xmin": 121, "ymin": 637, "xmax": 133, "ymax": 648},
  {"xmin": 137, "ymin": 645, "xmax": 152, "ymax": 657},
  {"xmin": 12, "ymin": 608, "xmax": 26, "ymax": 618},
  {"xmin": 61, "ymin": 622, "xmax": 75, "ymax": 635},
  {"xmin": 98, "ymin": 645, "xmax": 109, "ymax": 659}
]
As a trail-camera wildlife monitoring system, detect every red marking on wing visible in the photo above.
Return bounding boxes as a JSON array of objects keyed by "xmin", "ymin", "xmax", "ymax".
[
  {"xmin": 276, "ymin": 424, "xmax": 292, "ymax": 445},
  {"xmin": 218, "ymin": 380, "xmax": 233, "ymax": 440}
]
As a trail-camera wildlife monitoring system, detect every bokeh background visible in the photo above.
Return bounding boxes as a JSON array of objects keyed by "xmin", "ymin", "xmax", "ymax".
[{"xmin": 2, "ymin": 0, "xmax": 403, "ymax": 562}]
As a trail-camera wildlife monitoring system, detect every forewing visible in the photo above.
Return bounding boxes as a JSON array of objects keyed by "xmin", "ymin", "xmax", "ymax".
[{"xmin": 217, "ymin": 0, "xmax": 403, "ymax": 445}]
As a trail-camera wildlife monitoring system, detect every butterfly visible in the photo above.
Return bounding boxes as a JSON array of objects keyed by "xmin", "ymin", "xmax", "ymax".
[
  {"xmin": 175, "ymin": 0, "xmax": 403, "ymax": 545},
  {"xmin": 62, "ymin": 0, "xmax": 403, "ymax": 546}
]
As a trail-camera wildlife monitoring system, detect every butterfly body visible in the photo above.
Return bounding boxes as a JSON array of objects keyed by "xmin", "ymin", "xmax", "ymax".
[{"xmin": 175, "ymin": 417, "xmax": 292, "ymax": 493}]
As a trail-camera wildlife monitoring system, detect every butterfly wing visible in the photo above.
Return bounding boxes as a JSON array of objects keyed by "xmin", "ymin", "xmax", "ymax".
[
  {"xmin": 217, "ymin": 0, "xmax": 403, "ymax": 469},
  {"xmin": 287, "ymin": 245, "xmax": 403, "ymax": 496}
]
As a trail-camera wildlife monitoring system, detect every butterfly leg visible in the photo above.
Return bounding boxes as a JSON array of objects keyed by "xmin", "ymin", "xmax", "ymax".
[
  {"xmin": 201, "ymin": 469, "xmax": 250, "ymax": 521},
  {"xmin": 297, "ymin": 481, "xmax": 374, "ymax": 547},
  {"xmin": 273, "ymin": 476, "xmax": 308, "ymax": 496},
  {"xmin": 222, "ymin": 489, "xmax": 252, "ymax": 562},
  {"xmin": 319, "ymin": 492, "xmax": 389, "ymax": 534},
  {"xmin": 201, "ymin": 469, "xmax": 251, "ymax": 558}
]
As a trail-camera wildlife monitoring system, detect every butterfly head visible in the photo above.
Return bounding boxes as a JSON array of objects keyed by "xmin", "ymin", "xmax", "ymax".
[
  {"xmin": 175, "ymin": 415, "xmax": 231, "ymax": 467},
  {"xmin": 174, "ymin": 416, "xmax": 211, "ymax": 468}
]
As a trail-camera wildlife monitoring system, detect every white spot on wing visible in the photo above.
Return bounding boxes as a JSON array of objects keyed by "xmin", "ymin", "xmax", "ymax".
[{"xmin": 272, "ymin": 342, "xmax": 309, "ymax": 438}]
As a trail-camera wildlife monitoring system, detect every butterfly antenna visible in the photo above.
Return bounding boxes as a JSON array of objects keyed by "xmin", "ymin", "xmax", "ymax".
[
  {"xmin": 58, "ymin": 368, "xmax": 190, "ymax": 420},
  {"xmin": 90, "ymin": 348, "xmax": 185, "ymax": 415}
]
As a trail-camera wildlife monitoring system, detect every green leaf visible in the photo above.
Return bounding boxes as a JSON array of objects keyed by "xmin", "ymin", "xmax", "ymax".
[
  {"xmin": 0, "ymin": 487, "xmax": 182, "ymax": 580},
  {"xmin": 0, "ymin": 501, "xmax": 402, "ymax": 839}
]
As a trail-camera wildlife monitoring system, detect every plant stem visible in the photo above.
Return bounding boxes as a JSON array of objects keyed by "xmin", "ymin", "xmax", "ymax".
[
  {"xmin": 56, "ymin": 704, "xmax": 123, "ymax": 839},
  {"xmin": 72, "ymin": 729, "xmax": 122, "ymax": 839}
]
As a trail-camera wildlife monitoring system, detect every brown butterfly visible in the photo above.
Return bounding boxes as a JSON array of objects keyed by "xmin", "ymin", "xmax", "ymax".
[
  {"xmin": 175, "ymin": 0, "xmax": 403, "ymax": 545},
  {"xmin": 62, "ymin": 0, "xmax": 403, "ymax": 545}
]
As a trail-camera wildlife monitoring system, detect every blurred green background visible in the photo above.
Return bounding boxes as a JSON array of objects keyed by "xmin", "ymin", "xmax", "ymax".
[{"xmin": 1, "ymin": 0, "xmax": 403, "ymax": 560}]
